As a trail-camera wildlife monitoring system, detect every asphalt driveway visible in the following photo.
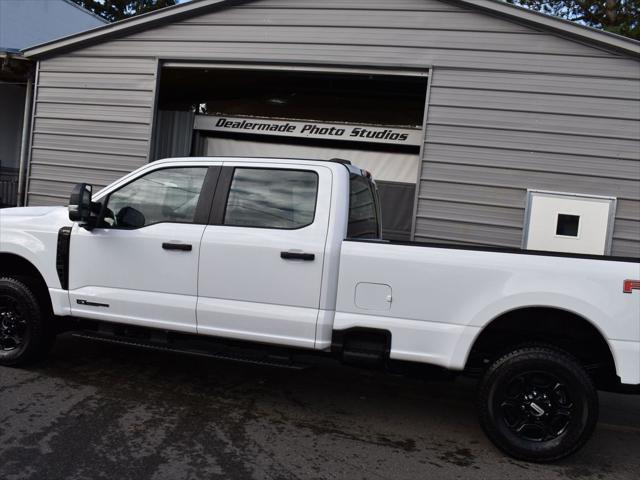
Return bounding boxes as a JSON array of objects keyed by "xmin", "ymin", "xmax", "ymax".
[{"xmin": 1, "ymin": 334, "xmax": 638, "ymax": 480}]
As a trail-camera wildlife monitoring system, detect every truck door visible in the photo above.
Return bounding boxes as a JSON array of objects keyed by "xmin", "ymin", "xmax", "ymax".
[
  {"xmin": 197, "ymin": 163, "xmax": 332, "ymax": 348},
  {"xmin": 67, "ymin": 165, "xmax": 218, "ymax": 333}
]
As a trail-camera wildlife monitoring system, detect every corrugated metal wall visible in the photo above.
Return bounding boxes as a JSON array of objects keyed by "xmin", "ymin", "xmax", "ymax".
[
  {"xmin": 420, "ymin": 66, "xmax": 640, "ymax": 256},
  {"xmin": 27, "ymin": 57, "xmax": 157, "ymax": 203},
  {"xmin": 26, "ymin": 0, "xmax": 640, "ymax": 256}
]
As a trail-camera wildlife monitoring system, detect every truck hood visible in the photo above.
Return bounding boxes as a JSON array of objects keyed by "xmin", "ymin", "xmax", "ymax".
[
  {"xmin": 0, "ymin": 206, "xmax": 71, "ymax": 233},
  {"xmin": 0, "ymin": 206, "xmax": 65, "ymax": 218}
]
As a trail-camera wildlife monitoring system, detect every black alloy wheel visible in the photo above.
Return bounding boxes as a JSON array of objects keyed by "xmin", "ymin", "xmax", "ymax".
[
  {"xmin": 497, "ymin": 370, "xmax": 574, "ymax": 442},
  {"xmin": 0, "ymin": 295, "xmax": 29, "ymax": 352},
  {"xmin": 477, "ymin": 346, "xmax": 598, "ymax": 463}
]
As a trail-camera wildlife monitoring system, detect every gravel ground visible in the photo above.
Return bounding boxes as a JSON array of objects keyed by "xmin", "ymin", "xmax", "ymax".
[{"xmin": 1, "ymin": 334, "xmax": 638, "ymax": 480}]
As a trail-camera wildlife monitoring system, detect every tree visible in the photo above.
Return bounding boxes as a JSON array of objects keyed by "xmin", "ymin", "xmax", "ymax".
[
  {"xmin": 505, "ymin": 0, "xmax": 640, "ymax": 39},
  {"xmin": 70, "ymin": 0, "xmax": 178, "ymax": 22}
]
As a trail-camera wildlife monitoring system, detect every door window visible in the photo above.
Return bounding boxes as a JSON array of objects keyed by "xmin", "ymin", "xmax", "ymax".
[
  {"xmin": 103, "ymin": 167, "xmax": 208, "ymax": 228},
  {"xmin": 224, "ymin": 168, "xmax": 318, "ymax": 229}
]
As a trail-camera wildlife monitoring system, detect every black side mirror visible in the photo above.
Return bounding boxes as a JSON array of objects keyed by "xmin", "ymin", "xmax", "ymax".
[{"xmin": 68, "ymin": 183, "xmax": 93, "ymax": 223}]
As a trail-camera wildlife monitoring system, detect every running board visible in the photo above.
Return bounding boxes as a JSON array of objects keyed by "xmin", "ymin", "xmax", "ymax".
[{"xmin": 71, "ymin": 331, "xmax": 310, "ymax": 370}]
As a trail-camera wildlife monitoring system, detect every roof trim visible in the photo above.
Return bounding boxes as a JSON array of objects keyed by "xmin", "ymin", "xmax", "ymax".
[
  {"xmin": 22, "ymin": 0, "xmax": 239, "ymax": 58},
  {"xmin": 0, "ymin": 50, "xmax": 31, "ymax": 60},
  {"xmin": 454, "ymin": 0, "xmax": 639, "ymax": 57},
  {"xmin": 21, "ymin": 0, "xmax": 640, "ymax": 59}
]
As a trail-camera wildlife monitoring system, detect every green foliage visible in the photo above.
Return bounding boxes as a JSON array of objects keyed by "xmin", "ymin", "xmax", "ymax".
[
  {"xmin": 70, "ymin": 0, "xmax": 178, "ymax": 22},
  {"xmin": 505, "ymin": 0, "xmax": 640, "ymax": 39}
]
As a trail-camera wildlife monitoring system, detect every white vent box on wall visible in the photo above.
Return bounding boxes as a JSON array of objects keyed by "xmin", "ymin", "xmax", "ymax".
[{"xmin": 524, "ymin": 191, "xmax": 616, "ymax": 255}]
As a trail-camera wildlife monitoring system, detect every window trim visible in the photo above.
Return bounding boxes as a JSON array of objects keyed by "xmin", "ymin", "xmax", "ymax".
[
  {"xmin": 209, "ymin": 166, "xmax": 320, "ymax": 231},
  {"xmin": 96, "ymin": 166, "xmax": 216, "ymax": 230},
  {"xmin": 347, "ymin": 173, "xmax": 382, "ymax": 240}
]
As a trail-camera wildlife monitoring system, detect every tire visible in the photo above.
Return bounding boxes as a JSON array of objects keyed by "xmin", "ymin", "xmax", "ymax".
[
  {"xmin": 477, "ymin": 346, "xmax": 598, "ymax": 463},
  {"xmin": 0, "ymin": 276, "xmax": 53, "ymax": 366}
]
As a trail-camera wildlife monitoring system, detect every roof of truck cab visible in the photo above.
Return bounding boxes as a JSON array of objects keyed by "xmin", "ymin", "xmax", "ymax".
[{"xmin": 154, "ymin": 156, "xmax": 365, "ymax": 172}]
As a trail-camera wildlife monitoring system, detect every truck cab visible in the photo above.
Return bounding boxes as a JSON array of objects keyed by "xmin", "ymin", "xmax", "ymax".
[{"xmin": 63, "ymin": 157, "xmax": 375, "ymax": 349}]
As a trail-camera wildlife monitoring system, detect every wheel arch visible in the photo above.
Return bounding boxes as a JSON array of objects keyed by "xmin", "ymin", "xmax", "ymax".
[
  {"xmin": 0, "ymin": 252, "xmax": 54, "ymax": 316},
  {"xmin": 463, "ymin": 306, "xmax": 618, "ymax": 387}
]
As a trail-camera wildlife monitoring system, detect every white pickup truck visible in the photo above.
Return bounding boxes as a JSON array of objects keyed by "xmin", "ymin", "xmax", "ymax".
[{"xmin": 1, "ymin": 157, "xmax": 638, "ymax": 462}]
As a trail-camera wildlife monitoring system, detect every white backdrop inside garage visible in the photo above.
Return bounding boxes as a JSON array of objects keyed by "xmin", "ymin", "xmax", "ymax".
[{"xmin": 204, "ymin": 137, "xmax": 420, "ymax": 185}]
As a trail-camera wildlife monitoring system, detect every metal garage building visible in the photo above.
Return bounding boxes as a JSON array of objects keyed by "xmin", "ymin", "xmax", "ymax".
[
  {"xmin": 19, "ymin": 0, "xmax": 640, "ymax": 256},
  {"xmin": 0, "ymin": 0, "xmax": 105, "ymax": 207}
]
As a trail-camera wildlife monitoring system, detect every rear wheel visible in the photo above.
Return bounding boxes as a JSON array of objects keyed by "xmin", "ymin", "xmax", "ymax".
[
  {"xmin": 477, "ymin": 346, "xmax": 598, "ymax": 462},
  {"xmin": 0, "ymin": 277, "xmax": 53, "ymax": 366}
]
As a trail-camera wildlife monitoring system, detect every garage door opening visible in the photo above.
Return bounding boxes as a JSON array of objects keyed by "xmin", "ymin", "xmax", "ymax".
[{"xmin": 154, "ymin": 64, "xmax": 429, "ymax": 240}]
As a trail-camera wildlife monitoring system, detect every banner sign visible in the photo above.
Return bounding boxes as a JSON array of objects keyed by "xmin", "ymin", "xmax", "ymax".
[{"xmin": 194, "ymin": 115, "xmax": 423, "ymax": 147}]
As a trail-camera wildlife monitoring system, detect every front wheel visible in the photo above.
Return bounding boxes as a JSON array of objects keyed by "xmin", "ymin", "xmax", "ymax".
[
  {"xmin": 477, "ymin": 346, "xmax": 598, "ymax": 462},
  {"xmin": 0, "ymin": 277, "xmax": 52, "ymax": 366}
]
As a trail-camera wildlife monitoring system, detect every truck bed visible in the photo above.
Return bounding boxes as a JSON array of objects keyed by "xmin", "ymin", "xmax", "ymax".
[{"xmin": 334, "ymin": 238, "xmax": 640, "ymax": 384}]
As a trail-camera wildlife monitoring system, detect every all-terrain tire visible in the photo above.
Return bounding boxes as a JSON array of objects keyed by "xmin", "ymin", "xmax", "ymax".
[
  {"xmin": 477, "ymin": 345, "xmax": 598, "ymax": 463},
  {"xmin": 0, "ymin": 276, "xmax": 53, "ymax": 366}
]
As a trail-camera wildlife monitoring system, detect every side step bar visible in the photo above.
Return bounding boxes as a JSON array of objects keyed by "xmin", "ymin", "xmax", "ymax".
[{"xmin": 71, "ymin": 331, "xmax": 310, "ymax": 370}]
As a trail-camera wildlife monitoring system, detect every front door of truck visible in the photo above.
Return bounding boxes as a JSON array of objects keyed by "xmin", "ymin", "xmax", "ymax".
[
  {"xmin": 67, "ymin": 164, "xmax": 218, "ymax": 333},
  {"xmin": 197, "ymin": 163, "xmax": 331, "ymax": 348}
]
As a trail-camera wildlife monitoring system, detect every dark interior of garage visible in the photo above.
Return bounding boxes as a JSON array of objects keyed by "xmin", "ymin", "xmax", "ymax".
[{"xmin": 158, "ymin": 67, "xmax": 427, "ymax": 127}]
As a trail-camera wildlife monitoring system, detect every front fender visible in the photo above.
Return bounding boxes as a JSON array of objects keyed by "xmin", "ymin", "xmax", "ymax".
[
  {"xmin": 0, "ymin": 206, "xmax": 70, "ymax": 289},
  {"xmin": 0, "ymin": 230, "xmax": 61, "ymax": 289}
]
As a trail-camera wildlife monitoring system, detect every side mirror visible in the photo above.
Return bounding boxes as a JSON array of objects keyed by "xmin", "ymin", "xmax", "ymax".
[{"xmin": 68, "ymin": 183, "xmax": 93, "ymax": 223}]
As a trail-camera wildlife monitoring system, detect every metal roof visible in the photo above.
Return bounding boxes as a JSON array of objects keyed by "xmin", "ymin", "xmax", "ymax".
[
  {"xmin": 1, "ymin": 0, "xmax": 106, "ymax": 54},
  {"xmin": 21, "ymin": 0, "xmax": 640, "ymax": 58}
]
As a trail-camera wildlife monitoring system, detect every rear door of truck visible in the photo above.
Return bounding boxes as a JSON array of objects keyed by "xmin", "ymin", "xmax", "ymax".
[{"xmin": 196, "ymin": 161, "xmax": 333, "ymax": 348}]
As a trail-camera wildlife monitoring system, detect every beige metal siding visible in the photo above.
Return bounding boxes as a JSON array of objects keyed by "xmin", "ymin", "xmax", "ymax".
[
  {"xmin": 420, "ymin": 65, "xmax": 640, "ymax": 256},
  {"xmin": 27, "ymin": 0, "xmax": 640, "ymax": 256},
  {"xmin": 27, "ymin": 57, "xmax": 157, "ymax": 204}
]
